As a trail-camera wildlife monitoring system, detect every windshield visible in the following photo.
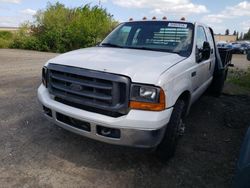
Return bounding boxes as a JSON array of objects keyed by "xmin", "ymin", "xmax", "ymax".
[{"xmin": 101, "ymin": 21, "xmax": 194, "ymax": 56}]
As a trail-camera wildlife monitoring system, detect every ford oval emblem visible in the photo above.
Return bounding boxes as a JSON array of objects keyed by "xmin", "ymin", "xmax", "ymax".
[{"xmin": 70, "ymin": 83, "xmax": 83, "ymax": 91}]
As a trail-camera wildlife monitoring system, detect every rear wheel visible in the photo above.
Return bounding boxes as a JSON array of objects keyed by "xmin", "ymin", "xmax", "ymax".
[
  {"xmin": 156, "ymin": 100, "xmax": 185, "ymax": 161},
  {"xmin": 208, "ymin": 70, "xmax": 226, "ymax": 97}
]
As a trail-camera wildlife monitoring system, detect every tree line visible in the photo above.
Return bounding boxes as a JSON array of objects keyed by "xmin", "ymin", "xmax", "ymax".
[
  {"xmin": 2, "ymin": 3, "xmax": 250, "ymax": 51},
  {"xmin": 225, "ymin": 29, "xmax": 250, "ymax": 40},
  {"xmin": 10, "ymin": 2, "xmax": 118, "ymax": 53}
]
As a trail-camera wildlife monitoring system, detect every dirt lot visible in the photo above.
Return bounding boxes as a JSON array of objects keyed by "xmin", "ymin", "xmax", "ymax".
[
  {"xmin": 0, "ymin": 49, "xmax": 250, "ymax": 188},
  {"xmin": 231, "ymin": 54, "xmax": 250, "ymax": 70},
  {"xmin": 232, "ymin": 54, "xmax": 250, "ymax": 70}
]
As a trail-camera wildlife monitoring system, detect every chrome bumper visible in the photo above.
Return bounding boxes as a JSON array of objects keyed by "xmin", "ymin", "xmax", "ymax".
[
  {"xmin": 38, "ymin": 85, "xmax": 172, "ymax": 148},
  {"xmin": 43, "ymin": 109, "xmax": 166, "ymax": 148}
]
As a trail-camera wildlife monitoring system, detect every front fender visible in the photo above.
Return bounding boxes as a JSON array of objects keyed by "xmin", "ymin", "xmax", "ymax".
[{"xmin": 159, "ymin": 73, "xmax": 192, "ymax": 108}]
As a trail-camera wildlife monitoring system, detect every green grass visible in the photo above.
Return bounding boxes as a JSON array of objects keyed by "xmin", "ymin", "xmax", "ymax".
[
  {"xmin": 228, "ymin": 68, "xmax": 250, "ymax": 90},
  {"xmin": 0, "ymin": 31, "xmax": 14, "ymax": 48}
]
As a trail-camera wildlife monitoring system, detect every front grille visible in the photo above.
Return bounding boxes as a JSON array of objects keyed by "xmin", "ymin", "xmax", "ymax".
[{"xmin": 47, "ymin": 64, "xmax": 130, "ymax": 117}]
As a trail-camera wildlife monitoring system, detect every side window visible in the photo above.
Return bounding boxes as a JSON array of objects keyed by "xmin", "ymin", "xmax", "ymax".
[
  {"xmin": 206, "ymin": 28, "xmax": 214, "ymax": 50},
  {"xmin": 196, "ymin": 26, "xmax": 207, "ymax": 49}
]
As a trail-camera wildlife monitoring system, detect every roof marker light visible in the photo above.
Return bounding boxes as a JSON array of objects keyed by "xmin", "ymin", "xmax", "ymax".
[
  {"xmin": 180, "ymin": 17, "xmax": 186, "ymax": 21},
  {"xmin": 162, "ymin": 16, "xmax": 167, "ymax": 20},
  {"xmin": 152, "ymin": 16, "xmax": 157, "ymax": 20},
  {"xmin": 142, "ymin": 17, "xmax": 147, "ymax": 20},
  {"xmin": 129, "ymin": 18, "xmax": 133, "ymax": 21}
]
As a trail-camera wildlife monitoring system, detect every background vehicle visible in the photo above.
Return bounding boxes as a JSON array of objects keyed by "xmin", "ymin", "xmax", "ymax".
[
  {"xmin": 225, "ymin": 43, "xmax": 233, "ymax": 50},
  {"xmin": 38, "ymin": 19, "xmax": 230, "ymax": 160},
  {"xmin": 231, "ymin": 43, "xmax": 246, "ymax": 54},
  {"xmin": 247, "ymin": 43, "xmax": 250, "ymax": 54},
  {"xmin": 240, "ymin": 43, "xmax": 248, "ymax": 53},
  {"xmin": 217, "ymin": 41, "xmax": 228, "ymax": 48}
]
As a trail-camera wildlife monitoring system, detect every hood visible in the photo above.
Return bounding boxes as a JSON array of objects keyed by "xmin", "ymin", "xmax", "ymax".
[{"xmin": 48, "ymin": 47, "xmax": 186, "ymax": 84}]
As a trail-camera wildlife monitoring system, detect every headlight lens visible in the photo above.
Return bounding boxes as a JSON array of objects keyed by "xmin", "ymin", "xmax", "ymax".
[
  {"xmin": 131, "ymin": 84, "xmax": 159, "ymax": 103},
  {"xmin": 140, "ymin": 87, "xmax": 157, "ymax": 100},
  {"xmin": 42, "ymin": 67, "xmax": 48, "ymax": 88},
  {"xmin": 130, "ymin": 84, "xmax": 166, "ymax": 111}
]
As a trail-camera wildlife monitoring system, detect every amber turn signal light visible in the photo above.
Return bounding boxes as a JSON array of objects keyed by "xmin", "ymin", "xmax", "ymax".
[{"xmin": 130, "ymin": 89, "xmax": 166, "ymax": 111}]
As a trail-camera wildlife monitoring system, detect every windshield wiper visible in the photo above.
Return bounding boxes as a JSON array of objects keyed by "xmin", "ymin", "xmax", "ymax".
[
  {"xmin": 126, "ymin": 46, "xmax": 180, "ymax": 54},
  {"xmin": 100, "ymin": 44, "xmax": 181, "ymax": 55},
  {"xmin": 100, "ymin": 43, "xmax": 124, "ymax": 48}
]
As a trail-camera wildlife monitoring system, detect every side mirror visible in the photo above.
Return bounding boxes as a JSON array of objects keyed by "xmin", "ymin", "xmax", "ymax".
[
  {"xmin": 196, "ymin": 41, "xmax": 211, "ymax": 63},
  {"xmin": 202, "ymin": 41, "xmax": 211, "ymax": 60},
  {"xmin": 247, "ymin": 51, "xmax": 250, "ymax": 61}
]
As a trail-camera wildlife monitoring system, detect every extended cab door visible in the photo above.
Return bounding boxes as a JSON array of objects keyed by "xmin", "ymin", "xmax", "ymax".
[
  {"xmin": 193, "ymin": 25, "xmax": 211, "ymax": 90},
  {"xmin": 204, "ymin": 27, "xmax": 216, "ymax": 80}
]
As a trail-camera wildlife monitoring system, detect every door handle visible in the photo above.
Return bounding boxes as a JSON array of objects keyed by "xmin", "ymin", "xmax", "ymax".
[{"xmin": 191, "ymin": 71, "xmax": 196, "ymax": 77}]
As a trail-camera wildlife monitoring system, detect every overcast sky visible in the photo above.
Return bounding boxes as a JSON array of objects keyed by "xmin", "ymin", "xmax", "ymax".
[{"xmin": 0, "ymin": 0, "xmax": 249, "ymax": 34}]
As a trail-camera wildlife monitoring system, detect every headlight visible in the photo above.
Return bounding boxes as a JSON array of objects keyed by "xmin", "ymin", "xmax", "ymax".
[
  {"xmin": 42, "ymin": 67, "xmax": 48, "ymax": 88},
  {"xmin": 130, "ymin": 84, "xmax": 166, "ymax": 111}
]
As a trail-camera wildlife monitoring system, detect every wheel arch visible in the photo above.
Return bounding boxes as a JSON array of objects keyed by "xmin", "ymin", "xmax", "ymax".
[{"xmin": 174, "ymin": 90, "xmax": 191, "ymax": 117}]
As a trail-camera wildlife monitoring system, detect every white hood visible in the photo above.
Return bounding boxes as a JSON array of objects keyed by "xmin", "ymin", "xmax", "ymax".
[{"xmin": 48, "ymin": 47, "xmax": 186, "ymax": 84}]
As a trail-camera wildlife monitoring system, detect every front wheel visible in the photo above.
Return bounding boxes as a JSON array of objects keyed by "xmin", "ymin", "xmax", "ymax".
[{"xmin": 156, "ymin": 100, "xmax": 185, "ymax": 161}]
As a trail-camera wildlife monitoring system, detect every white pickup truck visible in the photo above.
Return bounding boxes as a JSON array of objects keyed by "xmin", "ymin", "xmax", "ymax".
[{"xmin": 38, "ymin": 19, "xmax": 227, "ymax": 160}]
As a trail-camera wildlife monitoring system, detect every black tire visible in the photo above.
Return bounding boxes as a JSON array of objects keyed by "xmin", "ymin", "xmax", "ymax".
[
  {"xmin": 156, "ymin": 100, "xmax": 185, "ymax": 161},
  {"xmin": 208, "ymin": 70, "xmax": 226, "ymax": 97}
]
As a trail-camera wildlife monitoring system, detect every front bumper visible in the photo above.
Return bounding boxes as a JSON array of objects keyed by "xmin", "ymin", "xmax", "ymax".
[{"xmin": 37, "ymin": 85, "xmax": 173, "ymax": 148}]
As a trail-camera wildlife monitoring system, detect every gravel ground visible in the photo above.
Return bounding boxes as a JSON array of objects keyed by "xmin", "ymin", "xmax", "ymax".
[
  {"xmin": 231, "ymin": 54, "xmax": 250, "ymax": 70},
  {"xmin": 0, "ymin": 49, "xmax": 250, "ymax": 188}
]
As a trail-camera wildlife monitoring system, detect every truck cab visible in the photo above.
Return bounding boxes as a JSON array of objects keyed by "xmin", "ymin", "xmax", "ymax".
[{"xmin": 38, "ymin": 19, "xmax": 225, "ymax": 160}]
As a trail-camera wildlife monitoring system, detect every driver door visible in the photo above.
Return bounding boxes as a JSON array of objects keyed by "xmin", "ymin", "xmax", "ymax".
[{"xmin": 193, "ymin": 25, "xmax": 211, "ymax": 90}]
